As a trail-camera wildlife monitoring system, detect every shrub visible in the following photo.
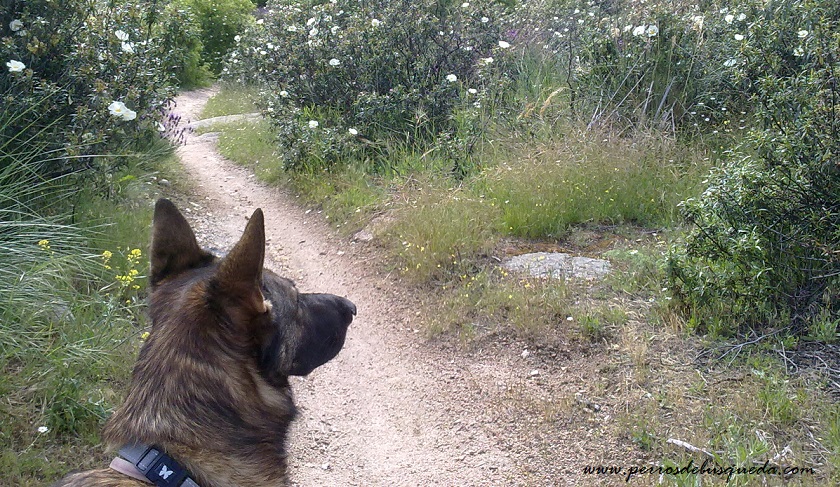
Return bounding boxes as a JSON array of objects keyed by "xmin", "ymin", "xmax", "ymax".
[
  {"xmin": 174, "ymin": 0, "xmax": 255, "ymax": 73},
  {"xmin": 1, "ymin": 0, "xmax": 178, "ymax": 180},
  {"xmin": 156, "ymin": 3, "xmax": 213, "ymax": 88},
  {"xmin": 668, "ymin": 0, "xmax": 840, "ymax": 335},
  {"xmin": 224, "ymin": 0, "xmax": 511, "ymax": 172},
  {"xmin": 508, "ymin": 0, "xmax": 759, "ymax": 134}
]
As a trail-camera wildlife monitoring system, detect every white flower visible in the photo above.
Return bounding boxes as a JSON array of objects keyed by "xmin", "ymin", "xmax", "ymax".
[
  {"xmin": 121, "ymin": 42, "xmax": 135, "ymax": 54},
  {"xmin": 734, "ymin": 33, "xmax": 744, "ymax": 41},
  {"xmin": 371, "ymin": 19, "xmax": 381, "ymax": 27},
  {"xmin": 737, "ymin": 13, "xmax": 746, "ymax": 21},
  {"xmin": 7, "ymin": 60, "xmax": 25, "ymax": 72},
  {"xmin": 234, "ymin": 35, "xmax": 241, "ymax": 42},
  {"xmin": 461, "ymin": 2, "xmax": 469, "ymax": 7},
  {"xmin": 498, "ymin": 40, "xmax": 511, "ymax": 49},
  {"xmin": 156, "ymin": 122, "xmax": 166, "ymax": 132},
  {"xmin": 256, "ymin": 19, "xmax": 264, "ymax": 25},
  {"xmin": 108, "ymin": 101, "xmax": 137, "ymax": 121},
  {"xmin": 481, "ymin": 17, "xmax": 489, "ymax": 23},
  {"xmin": 308, "ymin": 120, "xmax": 319, "ymax": 128},
  {"xmin": 797, "ymin": 30, "xmax": 808, "ymax": 38},
  {"xmin": 646, "ymin": 25, "xmax": 659, "ymax": 37},
  {"xmin": 279, "ymin": 90, "xmax": 289, "ymax": 98},
  {"xmin": 287, "ymin": 25, "xmax": 297, "ymax": 32},
  {"xmin": 309, "ymin": 28, "xmax": 318, "ymax": 36},
  {"xmin": 37, "ymin": 426, "xmax": 49, "ymax": 434},
  {"xmin": 348, "ymin": 128, "xmax": 358, "ymax": 135},
  {"xmin": 724, "ymin": 59, "xmax": 738, "ymax": 67},
  {"xmin": 692, "ymin": 16, "xmax": 704, "ymax": 30},
  {"xmin": 725, "ymin": 14, "xmax": 734, "ymax": 23},
  {"xmin": 307, "ymin": 17, "xmax": 316, "ymax": 26},
  {"xmin": 10, "ymin": 19, "xmax": 23, "ymax": 32},
  {"xmin": 115, "ymin": 30, "xmax": 129, "ymax": 41},
  {"xmin": 446, "ymin": 74, "xmax": 457, "ymax": 82},
  {"xmin": 793, "ymin": 46, "xmax": 804, "ymax": 57},
  {"xmin": 623, "ymin": 25, "xmax": 633, "ymax": 33},
  {"xmin": 481, "ymin": 56, "xmax": 493, "ymax": 64},
  {"xmin": 632, "ymin": 25, "xmax": 646, "ymax": 36},
  {"xmin": 467, "ymin": 88, "xmax": 477, "ymax": 94},
  {"xmin": 331, "ymin": 26, "xmax": 339, "ymax": 34},
  {"xmin": 329, "ymin": 58, "xmax": 340, "ymax": 66}
]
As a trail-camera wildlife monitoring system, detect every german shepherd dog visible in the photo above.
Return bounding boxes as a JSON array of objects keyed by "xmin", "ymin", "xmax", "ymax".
[{"xmin": 54, "ymin": 199, "xmax": 355, "ymax": 486}]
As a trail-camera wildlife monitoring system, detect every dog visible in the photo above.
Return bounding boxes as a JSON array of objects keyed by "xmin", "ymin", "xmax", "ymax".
[{"xmin": 54, "ymin": 198, "xmax": 355, "ymax": 486}]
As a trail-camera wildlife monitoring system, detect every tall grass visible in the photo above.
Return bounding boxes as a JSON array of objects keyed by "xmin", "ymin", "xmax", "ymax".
[
  {"xmin": 483, "ymin": 131, "xmax": 711, "ymax": 239},
  {"xmin": 1, "ymin": 114, "xmax": 153, "ymax": 484}
]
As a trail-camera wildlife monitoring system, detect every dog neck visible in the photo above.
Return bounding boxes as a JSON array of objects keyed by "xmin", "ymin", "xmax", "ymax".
[{"xmin": 111, "ymin": 443, "xmax": 201, "ymax": 486}]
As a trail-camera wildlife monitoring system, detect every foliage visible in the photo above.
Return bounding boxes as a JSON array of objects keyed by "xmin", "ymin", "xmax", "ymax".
[
  {"xmin": 223, "ymin": 0, "xmax": 511, "ymax": 172},
  {"xmin": 668, "ymin": 0, "xmax": 840, "ymax": 335},
  {"xmin": 0, "ymin": 0, "xmax": 178, "ymax": 180},
  {"xmin": 174, "ymin": 0, "xmax": 255, "ymax": 73},
  {"xmin": 157, "ymin": 2, "xmax": 213, "ymax": 88}
]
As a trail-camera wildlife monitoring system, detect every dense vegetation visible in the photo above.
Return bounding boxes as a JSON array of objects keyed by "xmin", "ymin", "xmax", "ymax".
[
  {"xmin": 222, "ymin": 0, "xmax": 837, "ymax": 337},
  {"xmin": 3, "ymin": 0, "xmax": 839, "ymax": 484}
]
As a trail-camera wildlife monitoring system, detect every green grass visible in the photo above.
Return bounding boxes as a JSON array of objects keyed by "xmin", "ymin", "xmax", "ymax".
[
  {"xmin": 199, "ymin": 83, "xmax": 260, "ymax": 119},
  {"xmin": 0, "ymin": 151, "xmax": 178, "ymax": 485}
]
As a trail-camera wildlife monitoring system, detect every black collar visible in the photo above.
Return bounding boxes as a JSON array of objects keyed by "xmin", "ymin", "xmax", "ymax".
[{"xmin": 117, "ymin": 443, "xmax": 200, "ymax": 487}]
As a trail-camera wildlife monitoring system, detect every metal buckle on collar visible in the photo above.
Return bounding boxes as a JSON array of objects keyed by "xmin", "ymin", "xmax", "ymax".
[{"xmin": 118, "ymin": 444, "xmax": 200, "ymax": 487}]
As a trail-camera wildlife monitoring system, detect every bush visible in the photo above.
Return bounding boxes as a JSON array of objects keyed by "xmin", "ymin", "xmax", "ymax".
[
  {"xmin": 1, "ymin": 0, "xmax": 178, "ymax": 180},
  {"xmin": 224, "ymin": 0, "xmax": 510, "ymax": 172},
  {"xmin": 507, "ymin": 0, "xmax": 763, "ymax": 134},
  {"xmin": 668, "ymin": 0, "xmax": 840, "ymax": 336},
  {"xmin": 174, "ymin": 0, "xmax": 255, "ymax": 73},
  {"xmin": 157, "ymin": 3, "xmax": 213, "ymax": 88}
]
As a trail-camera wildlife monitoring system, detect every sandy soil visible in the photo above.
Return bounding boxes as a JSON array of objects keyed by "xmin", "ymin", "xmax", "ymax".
[{"xmin": 166, "ymin": 88, "xmax": 635, "ymax": 486}]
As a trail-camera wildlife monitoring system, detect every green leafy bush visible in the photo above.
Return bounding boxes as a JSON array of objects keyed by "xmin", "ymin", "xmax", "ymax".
[
  {"xmin": 224, "ymin": 0, "xmax": 510, "ymax": 172},
  {"xmin": 1, "ymin": 0, "xmax": 177, "ymax": 179},
  {"xmin": 174, "ymin": 0, "xmax": 255, "ymax": 73},
  {"xmin": 668, "ymin": 0, "xmax": 840, "ymax": 335},
  {"xmin": 157, "ymin": 3, "xmax": 213, "ymax": 88},
  {"xmin": 509, "ymin": 0, "xmax": 760, "ymax": 134}
]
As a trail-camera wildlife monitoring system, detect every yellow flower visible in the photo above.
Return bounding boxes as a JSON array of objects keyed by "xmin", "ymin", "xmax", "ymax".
[
  {"xmin": 140, "ymin": 331, "xmax": 150, "ymax": 341},
  {"xmin": 101, "ymin": 250, "xmax": 113, "ymax": 260}
]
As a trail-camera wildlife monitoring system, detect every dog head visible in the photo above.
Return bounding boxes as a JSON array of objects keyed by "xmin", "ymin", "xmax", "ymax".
[
  {"xmin": 101, "ymin": 199, "xmax": 354, "ymax": 458},
  {"xmin": 147, "ymin": 198, "xmax": 355, "ymax": 378}
]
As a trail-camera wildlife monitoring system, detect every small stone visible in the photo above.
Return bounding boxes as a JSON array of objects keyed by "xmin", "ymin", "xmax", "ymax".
[
  {"xmin": 529, "ymin": 369, "xmax": 540, "ymax": 377},
  {"xmin": 158, "ymin": 179, "xmax": 171, "ymax": 186},
  {"xmin": 521, "ymin": 349, "xmax": 530, "ymax": 359}
]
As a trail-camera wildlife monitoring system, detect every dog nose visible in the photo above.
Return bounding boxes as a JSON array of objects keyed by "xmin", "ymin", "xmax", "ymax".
[{"xmin": 340, "ymin": 297, "xmax": 357, "ymax": 321}]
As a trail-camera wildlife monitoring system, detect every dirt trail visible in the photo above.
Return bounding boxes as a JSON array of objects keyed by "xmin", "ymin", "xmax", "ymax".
[{"xmin": 168, "ymin": 89, "xmax": 609, "ymax": 486}]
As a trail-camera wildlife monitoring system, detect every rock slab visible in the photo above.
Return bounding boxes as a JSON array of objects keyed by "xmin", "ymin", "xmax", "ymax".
[{"xmin": 503, "ymin": 252, "xmax": 611, "ymax": 280}]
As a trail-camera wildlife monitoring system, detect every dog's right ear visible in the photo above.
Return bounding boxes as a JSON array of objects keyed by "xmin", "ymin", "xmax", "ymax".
[{"xmin": 150, "ymin": 198, "xmax": 214, "ymax": 285}]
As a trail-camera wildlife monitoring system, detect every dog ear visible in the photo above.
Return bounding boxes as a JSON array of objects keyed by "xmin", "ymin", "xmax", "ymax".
[
  {"xmin": 213, "ymin": 208, "xmax": 270, "ymax": 317},
  {"xmin": 150, "ymin": 199, "xmax": 214, "ymax": 285}
]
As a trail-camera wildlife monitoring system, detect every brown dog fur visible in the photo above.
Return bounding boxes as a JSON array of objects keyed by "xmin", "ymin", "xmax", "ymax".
[{"xmin": 53, "ymin": 199, "xmax": 355, "ymax": 486}]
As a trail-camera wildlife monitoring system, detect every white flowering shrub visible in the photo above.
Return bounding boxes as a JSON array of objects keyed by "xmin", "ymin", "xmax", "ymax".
[
  {"xmin": 224, "ymin": 0, "xmax": 510, "ymax": 171},
  {"xmin": 1, "ymin": 0, "xmax": 186, "ymax": 180},
  {"xmin": 668, "ymin": 0, "xmax": 840, "ymax": 336},
  {"xmin": 508, "ymin": 0, "xmax": 759, "ymax": 133}
]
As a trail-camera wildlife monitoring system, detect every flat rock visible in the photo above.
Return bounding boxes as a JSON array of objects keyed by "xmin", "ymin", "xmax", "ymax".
[{"xmin": 502, "ymin": 252, "xmax": 611, "ymax": 280}]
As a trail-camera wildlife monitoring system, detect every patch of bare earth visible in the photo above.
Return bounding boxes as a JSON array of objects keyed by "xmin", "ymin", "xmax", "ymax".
[{"xmin": 166, "ymin": 89, "xmax": 646, "ymax": 486}]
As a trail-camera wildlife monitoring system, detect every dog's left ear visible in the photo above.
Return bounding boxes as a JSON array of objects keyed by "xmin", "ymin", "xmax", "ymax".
[
  {"xmin": 151, "ymin": 199, "xmax": 214, "ymax": 285},
  {"xmin": 213, "ymin": 208, "xmax": 270, "ymax": 318}
]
